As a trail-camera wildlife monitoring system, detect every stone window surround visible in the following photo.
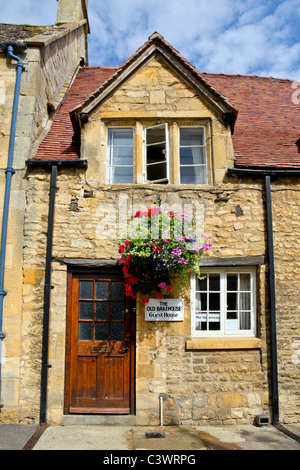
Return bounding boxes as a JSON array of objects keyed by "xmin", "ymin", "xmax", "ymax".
[{"xmin": 100, "ymin": 118, "xmax": 213, "ymax": 185}]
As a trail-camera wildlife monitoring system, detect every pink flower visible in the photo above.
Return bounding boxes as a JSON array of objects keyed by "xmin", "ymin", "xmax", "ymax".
[{"xmin": 158, "ymin": 282, "xmax": 167, "ymax": 288}]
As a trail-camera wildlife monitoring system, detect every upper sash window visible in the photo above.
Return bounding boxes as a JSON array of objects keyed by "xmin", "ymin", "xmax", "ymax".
[
  {"xmin": 107, "ymin": 128, "xmax": 134, "ymax": 183},
  {"xmin": 179, "ymin": 128, "xmax": 207, "ymax": 184}
]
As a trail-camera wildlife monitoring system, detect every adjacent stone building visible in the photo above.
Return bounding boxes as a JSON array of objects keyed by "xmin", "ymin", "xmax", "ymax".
[{"xmin": 0, "ymin": 1, "xmax": 299, "ymax": 426}]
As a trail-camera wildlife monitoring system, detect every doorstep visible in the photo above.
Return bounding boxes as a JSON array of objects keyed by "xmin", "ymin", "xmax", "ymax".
[{"xmin": 61, "ymin": 414, "xmax": 136, "ymax": 426}]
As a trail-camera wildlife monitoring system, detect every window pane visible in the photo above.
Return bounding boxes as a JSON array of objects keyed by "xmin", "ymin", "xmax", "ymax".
[
  {"xmin": 209, "ymin": 311, "xmax": 220, "ymax": 330},
  {"xmin": 240, "ymin": 274, "xmax": 251, "ymax": 291},
  {"xmin": 147, "ymin": 162, "xmax": 167, "ymax": 181},
  {"xmin": 109, "ymin": 146, "xmax": 133, "ymax": 166},
  {"xmin": 95, "ymin": 302, "xmax": 109, "ymax": 320},
  {"xmin": 180, "ymin": 128, "xmax": 204, "ymax": 146},
  {"xmin": 111, "ymin": 323, "xmax": 124, "ymax": 341},
  {"xmin": 180, "ymin": 166, "xmax": 206, "ymax": 184},
  {"xmin": 94, "ymin": 323, "xmax": 109, "ymax": 341},
  {"xmin": 197, "ymin": 276, "xmax": 207, "ymax": 291},
  {"xmin": 199, "ymin": 293, "xmax": 207, "ymax": 310},
  {"xmin": 240, "ymin": 311, "xmax": 251, "ymax": 329},
  {"xmin": 80, "ymin": 281, "xmax": 93, "ymax": 299},
  {"xmin": 209, "ymin": 293, "xmax": 220, "ymax": 311},
  {"xmin": 78, "ymin": 322, "xmax": 93, "ymax": 341},
  {"xmin": 227, "ymin": 274, "xmax": 238, "ymax": 291},
  {"xmin": 180, "ymin": 147, "xmax": 206, "ymax": 165},
  {"xmin": 226, "ymin": 312, "xmax": 239, "ymax": 331},
  {"xmin": 240, "ymin": 293, "xmax": 250, "ymax": 311},
  {"xmin": 79, "ymin": 301, "xmax": 93, "ymax": 320},
  {"xmin": 227, "ymin": 293, "xmax": 237, "ymax": 311},
  {"xmin": 111, "ymin": 302, "xmax": 124, "ymax": 321},
  {"xmin": 146, "ymin": 125, "xmax": 166, "ymax": 145},
  {"xmin": 95, "ymin": 282, "xmax": 109, "ymax": 300},
  {"xmin": 111, "ymin": 166, "xmax": 133, "ymax": 183},
  {"xmin": 108, "ymin": 128, "xmax": 133, "ymax": 146},
  {"xmin": 111, "ymin": 282, "xmax": 125, "ymax": 300},
  {"xmin": 209, "ymin": 275, "xmax": 220, "ymax": 291}
]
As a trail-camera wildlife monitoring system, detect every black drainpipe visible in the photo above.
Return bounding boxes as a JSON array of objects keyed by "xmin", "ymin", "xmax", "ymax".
[
  {"xmin": 40, "ymin": 164, "xmax": 58, "ymax": 425},
  {"xmin": 25, "ymin": 159, "xmax": 87, "ymax": 425},
  {"xmin": 264, "ymin": 175, "xmax": 279, "ymax": 424},
  {"xmin": 227, "ymin": 167, "xmax": 300, "ymax": 424}
]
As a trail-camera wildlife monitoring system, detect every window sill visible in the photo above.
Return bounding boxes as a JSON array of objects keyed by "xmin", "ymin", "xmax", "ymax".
[{"xmin": 186, "ymin": 337, "xmax": 264, "ymax": 351}]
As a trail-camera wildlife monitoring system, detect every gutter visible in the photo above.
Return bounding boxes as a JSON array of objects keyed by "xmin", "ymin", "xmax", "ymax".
[
  {"xmin": 0, "ymin": 43, "xmax": 26, "ymax": 408},
  {"xmin": 228, "ymin": 167, "xmax": 300, "ymax": 424}
]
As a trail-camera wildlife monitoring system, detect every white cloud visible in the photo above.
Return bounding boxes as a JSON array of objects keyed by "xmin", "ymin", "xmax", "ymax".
[{"xmin": 1, "ymin": 0, "xmax": 300, "ymax": 79}]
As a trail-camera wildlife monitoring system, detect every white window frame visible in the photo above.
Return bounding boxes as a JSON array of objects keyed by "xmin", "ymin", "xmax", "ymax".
[
  {"xmin": 179, "ymin": 126, "xmax": 207, "ymax": 184},
  {"xmin": 143, "ymin": 123, "xmax": 170, "ymax": 183},
  {"xmin": 191, "ymin": 268, "xmax": 257, "ymax": 338},
  {"xmin": 106, "ymin": 127, "xmax": 134, "ymax": 184}
]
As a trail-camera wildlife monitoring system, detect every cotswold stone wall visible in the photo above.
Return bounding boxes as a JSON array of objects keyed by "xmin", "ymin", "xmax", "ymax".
[
  {"xmin": 16, "ymin": 167, "xmax": 300, "ymax": 425},
  {"xmin": 0, "ymin": 24, "xmax": 87, "ymax": 423},
  {"xmin": 270, "ymin": 180, "xmax": 300, "ymax": 423}
]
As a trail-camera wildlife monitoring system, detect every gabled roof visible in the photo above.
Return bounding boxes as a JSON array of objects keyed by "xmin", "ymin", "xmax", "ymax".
[
  {"xmin": 31, "ymin": 33, "xmax": 300, "ymax": 169},
  {"xmin": 200, "ymin": 73, "xmax": 300, "ymax": 168},
  {"xmin": 70, "ymin": 32, "xmax": 237, "ymax": 134}
]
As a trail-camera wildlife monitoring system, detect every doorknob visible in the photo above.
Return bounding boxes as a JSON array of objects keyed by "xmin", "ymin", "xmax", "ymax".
[{"xmin": 119, "ymin": 346, "xmax": 128, "ymax": 353}]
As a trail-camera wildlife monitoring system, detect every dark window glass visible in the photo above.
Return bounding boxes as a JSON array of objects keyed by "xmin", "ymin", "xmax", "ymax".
[
  {"xmin": 79, "ymin": 281, "xmax": 93, "ymax": 299},
  {"xmin": 78, "ymin": 322, "xmax": 93, "ymax": 341}
]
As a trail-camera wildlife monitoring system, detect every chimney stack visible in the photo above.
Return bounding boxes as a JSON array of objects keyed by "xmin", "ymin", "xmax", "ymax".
[{"xmin": 56, "ymin": 0, "xmax": 89, "ymax": 27}]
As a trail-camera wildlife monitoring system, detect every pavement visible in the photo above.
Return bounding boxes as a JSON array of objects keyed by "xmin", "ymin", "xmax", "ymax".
[{"xmin": 0, "ymin": 422, "xmax": 300, "ymax": 452}]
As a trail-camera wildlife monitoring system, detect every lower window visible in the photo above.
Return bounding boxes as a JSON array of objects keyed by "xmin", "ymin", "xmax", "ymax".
[{"xmin": 191, "ymin": 268, "xmax": 256, "ymax": 337}]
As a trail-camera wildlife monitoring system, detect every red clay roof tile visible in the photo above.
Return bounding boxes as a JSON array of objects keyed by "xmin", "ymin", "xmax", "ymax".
[{"xmin": 32, "ymin": 64, "xmax": 300, "ymax": 168}]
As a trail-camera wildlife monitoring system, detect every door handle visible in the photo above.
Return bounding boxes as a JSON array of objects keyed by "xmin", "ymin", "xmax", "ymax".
[{"xmin": 118, "ymin": 346, "xmax": 128, "ymax": 353}]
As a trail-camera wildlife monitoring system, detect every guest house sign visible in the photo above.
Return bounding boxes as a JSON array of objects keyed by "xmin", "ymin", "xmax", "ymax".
[{"xmin": 145, "ymin": 299, "xmax": 184, "ymax": 321}]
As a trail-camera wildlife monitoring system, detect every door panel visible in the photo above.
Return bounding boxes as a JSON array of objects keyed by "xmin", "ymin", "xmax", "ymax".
[{"xmin": 65, "ymin": 271, "xmax": 135, "ymax": 415}]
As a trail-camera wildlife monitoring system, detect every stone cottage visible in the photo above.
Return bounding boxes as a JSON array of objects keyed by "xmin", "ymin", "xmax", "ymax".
[{"xmin": 0, "ymin": 0, "xmax": 299, "ymax": 426}]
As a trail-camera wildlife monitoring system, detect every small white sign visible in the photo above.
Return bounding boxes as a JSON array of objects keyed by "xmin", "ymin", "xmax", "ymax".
[
  {"xmin": 145, "ymin": 299, "xmax": 184, "ymax": 321},
  {"xmin": 227, "ymin": 319, "xmax": 239, "ymax": 330}
]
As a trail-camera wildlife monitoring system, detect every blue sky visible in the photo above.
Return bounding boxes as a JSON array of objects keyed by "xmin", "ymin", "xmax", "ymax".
[{"xmin": 2, "ymin": 0, "xmax": 300, "ymax": 79}]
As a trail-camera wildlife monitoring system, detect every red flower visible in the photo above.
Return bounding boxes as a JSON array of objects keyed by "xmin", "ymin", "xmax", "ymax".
[
  {"xmin": 141, "ymin": 298, "xmax": 149, "ymax": 303},
  {"xmin": 166, "ymin": 286, "xmax": 173, "ymax": 292},
  {"xmin": 135, "ymin": 211, "xmax": 141, "ymax": 217},
  {"xmin": 156, "ymin": 293, "xmax": 163, "ymax": 299},
  {"xmin": 118, "ymin": 245, "xmax": 125, "ymax": 253},
  {"xmin": 124, "ymin": 240, "xmax": 131, "ymax": 247}
]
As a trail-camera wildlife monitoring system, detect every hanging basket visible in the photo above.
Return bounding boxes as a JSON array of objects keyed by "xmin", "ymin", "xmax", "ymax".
[{"xmin": 116, "ymin": 205, "xmax": 212, "ymax": 303}]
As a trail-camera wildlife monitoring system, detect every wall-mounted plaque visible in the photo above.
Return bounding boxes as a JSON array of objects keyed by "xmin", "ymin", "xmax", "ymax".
[{"xmin": 145, "ymin": 299, "xmax": 184, "ymax": 321}]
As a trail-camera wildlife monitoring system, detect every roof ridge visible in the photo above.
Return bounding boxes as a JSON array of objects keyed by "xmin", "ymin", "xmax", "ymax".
[{"xmin": 200, "ymin": 71, "xmax": 294, "ymax": 83}]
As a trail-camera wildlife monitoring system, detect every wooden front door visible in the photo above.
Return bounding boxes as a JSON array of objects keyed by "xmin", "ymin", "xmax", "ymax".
[{"xmin": 65, "ymin": 270, "xmax": 135, "ymax": 415}]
